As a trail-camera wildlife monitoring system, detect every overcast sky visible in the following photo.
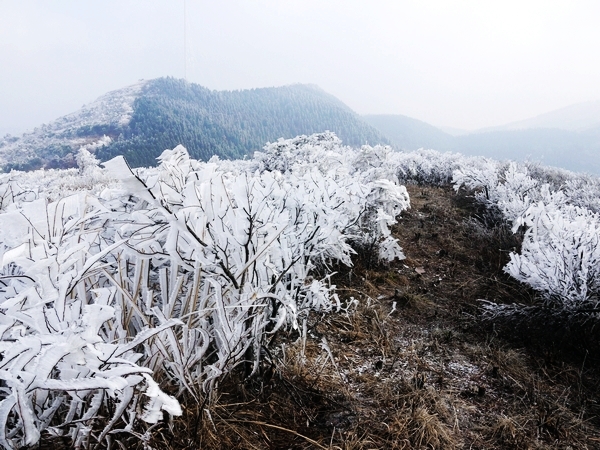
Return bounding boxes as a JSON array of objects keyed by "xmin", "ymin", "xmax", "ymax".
[{"xmin": 2, "ymin": 0, "xmax": 600, "ymax": 135}]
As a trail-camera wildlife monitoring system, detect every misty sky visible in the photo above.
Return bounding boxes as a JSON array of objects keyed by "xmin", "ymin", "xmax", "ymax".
[{"xmin": 2, "ymin": 0, "xmax": 600, "ymax": 136}]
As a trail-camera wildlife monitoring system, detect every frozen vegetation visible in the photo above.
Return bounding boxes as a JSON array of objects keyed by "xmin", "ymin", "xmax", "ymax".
[
  {"xmin": 0, "ymin": 132, "xmax": 598, "ymax": 447},
  {"xmin": 0, "ymin": 82, "xmax": 147, "ymax": 171}
]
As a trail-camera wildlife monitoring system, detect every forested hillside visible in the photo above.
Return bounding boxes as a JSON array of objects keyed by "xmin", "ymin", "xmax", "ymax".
[
  {"xmin": 5, "ymin": 78, "xmax": 599, "ymax": 174},
  {"xmin": 0, "ymin": 78, "xmax": 388, "ymax": 170},
  {"xmin": 98, "ymin": 78, "xmax": 388, "ymax": 167}
]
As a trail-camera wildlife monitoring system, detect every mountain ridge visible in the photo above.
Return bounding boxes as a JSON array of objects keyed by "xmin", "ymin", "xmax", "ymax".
[
  {"xmin": 0, "ymin": 78, "xmax": 388, "ymax": 170},
  {"xmin": 364, "ymin": 113, "xmax": 600, "ymax": 174},
  {"xmin": 0, "ymin": 81, "xmax": 148, "ymax": 170},
  {"xmin": 3, "ymin": 79, "xmax": 600, "ymax": 175}
]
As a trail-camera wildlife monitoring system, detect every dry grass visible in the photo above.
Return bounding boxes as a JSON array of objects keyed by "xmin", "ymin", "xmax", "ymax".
[
  {"xmin": 40, "ymin": 184, "xmax": 600, "ymax": 449},
  {"xmin": 147, "ymin": 184, "xmax": 600, "ymax": 449}
]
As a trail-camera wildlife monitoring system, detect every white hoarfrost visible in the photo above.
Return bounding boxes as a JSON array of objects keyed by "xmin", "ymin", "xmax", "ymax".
[
  {"xmin": 3, "ymin": 131, "xmax": 598, "ymax": 447},
  {"xmin": 452, "ymin": 157, "xmax": 600, "ymax": 312},
  {"xmin": 0, "ymin": 133, "xmax": 410, "ymax": 448}
]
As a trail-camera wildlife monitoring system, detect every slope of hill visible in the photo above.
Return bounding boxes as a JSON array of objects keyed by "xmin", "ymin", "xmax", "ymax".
[
  {"xmin": 0, "ymin": 78, "xmax": 388, "ymax": 170},
  {"xmin": 0, "ymin": 81, "xmax": 147, "ymax": 171},
  {"xmin": 5, "ymin": 81, "xmax": 600, "ymax": 175},
  {"xmin": 363, "ymin": 114, "xmax": 453, "ymax": 150}
]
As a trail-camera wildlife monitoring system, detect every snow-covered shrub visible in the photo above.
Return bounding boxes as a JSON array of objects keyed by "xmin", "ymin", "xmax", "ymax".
[
  {"xmin": 0, "ymin": 133, "xmax": 411, "ymax": 447},
  {"xmin": 101, "ymin": 152, "xmax": 348, "ymax": 392},
  {"xmin": 523, "ymin": 161, "xmax": 574, "ymax": 190},
  {"xmin": 0, "ymin": 150, "xmax": 115, "ymax": 211},
  {"xmin": 0, "ymin": 193, "xmax": 181, "ymax": 448},
  {"xmin": 452, "ymin": 157, "xmax": 600, "ymax": 314},
  {"xmin": 102, "ymin": 139, "xmax": 409, "ymax": 390},
  {"xmin": 561, "ymin": 174, "xmax": 600, "ymax": 213},
  {"xmin": 76, "ymin": 147, "xmax": 100, "ymax": 174},
  {"xmin": 255, "ymin": 133, "xmax": 410, "ymax": 260},
  {"xmin": 453, "ymin": 161, "xmax": 542, "ymax": 222},
  {"xmin": 351, "ymin": 143, "xmax": 400, "ymax": 182},
  {"xmin": 255, "ymin": 131, "xmax": 345, "ymax": 174},
  {"xmin": 506, "ymin": 202, "xmax": 600, "ymax": 307},
  {"xmin": 392, "ymin": 149, "xmax": 472, "ymax": 185}
]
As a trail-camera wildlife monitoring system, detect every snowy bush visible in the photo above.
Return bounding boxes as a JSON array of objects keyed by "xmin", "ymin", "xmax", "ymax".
[
  {"xmin": 255, "ymin": 131, "xmax": 346, "ymax": 174},
  {"xmin": 392, "ymin": 149, "xmax": 473, "ymax": 185},
  {"xmin": 452, "ymin": 157, "xmax": 600, "ymax": 314},
  {"xmin": 561, "ymin": 175, "xmax": 600, "ymax": 213},
  {"xmin": 506, "ymin": 202, "xmax": 600, "ymax": 307},
  {"xmin": 0, "ymin": 192, "xmax": 181, "ymax": 448},
  {"xmin": 453, "ymin": 160, "xmax": 541, "ymax": 222},
  {"xmin": 0, "ymin": 133, "xmax": 410, "ymax": 447},
  {"xmin": 255, "ymin": 133, "xmax": 410, "ymax": 259},
  {"xmin": 0, "ymin": 149, "xmax": 115, "ymax": 211}
]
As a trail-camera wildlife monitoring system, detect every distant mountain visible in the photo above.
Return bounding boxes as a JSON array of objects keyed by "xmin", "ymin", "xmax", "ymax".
[
  {"xmin": 453, "ymin": 128, "xmax": 600, "ymax": 174},
  {"xmin": 363, "ymin": 114, "xmax": 453, "ymax": 150},
  {"xmin": 437, "ymin": 126, "xmax": 471, "ymax": 136},
  {"xmin": 0, "ymin": 78, "xmax": 388, "ymax": 170},
  {"xmin": 364, "ymin": 113, "xmax": 600, "ymax": 175},
  {"xmin": 478, "ymin": 100, "xmax": 600, "ymax": 133},
  {"xmin": 4, "ymin": 80, "xmax": 600, "ymax": 175}
]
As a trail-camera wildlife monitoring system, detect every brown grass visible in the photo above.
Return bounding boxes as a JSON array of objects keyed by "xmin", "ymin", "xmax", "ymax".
[{"xmin": 41, "ymin": 184, "xmax": 600, "ymax": 449}]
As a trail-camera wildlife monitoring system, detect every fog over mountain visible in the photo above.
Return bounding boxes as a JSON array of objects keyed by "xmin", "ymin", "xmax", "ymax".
[
  {"xmin": 365, "ymin": 102, "xmax": 600, "ymax": 174},
  {"xmin": 4, "ymin": 2, "xmax": 600, "ymax": 136},
  {"xmin": 478, "ymin": 100, "xmax": 600, "ymax": 133},
  {"xmin": 363, "ymin": 115, "xmax": 453, "ymax": 151}
]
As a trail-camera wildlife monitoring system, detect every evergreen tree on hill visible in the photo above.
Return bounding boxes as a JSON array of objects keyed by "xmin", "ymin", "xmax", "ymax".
[{"xmin": 97, "ymin": 78, "xmax": 388, "ymax": 167}]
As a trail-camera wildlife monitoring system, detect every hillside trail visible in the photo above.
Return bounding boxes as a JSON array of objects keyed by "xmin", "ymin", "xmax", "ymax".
[{"xmin": 149, "ymin": 184, "xmax": 600, "ymax": 450}]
